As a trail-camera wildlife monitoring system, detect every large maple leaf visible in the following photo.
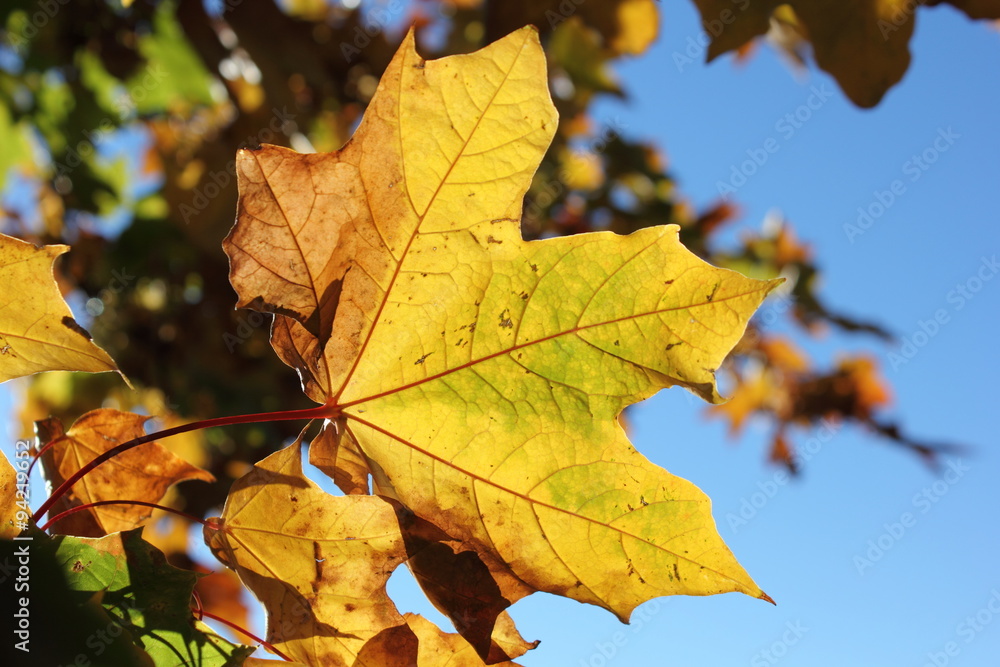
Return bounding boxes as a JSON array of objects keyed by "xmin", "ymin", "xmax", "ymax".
[{"xmin": 221, "ymin": 26, "xmax": 778, "ymax": 662}]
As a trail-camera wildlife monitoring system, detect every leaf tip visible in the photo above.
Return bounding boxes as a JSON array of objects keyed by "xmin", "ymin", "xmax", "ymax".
[{"xmin": 759, "ymin": 591, "xmax": 776, "ymax": 606}]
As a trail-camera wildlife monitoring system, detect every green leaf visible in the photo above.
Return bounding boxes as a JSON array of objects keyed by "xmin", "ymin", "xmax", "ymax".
[
  {"xmin": 56, "ymin": 529, "xmax": 254, "ymax": 666},
  {"xmin": 127, "ymin": 0, "xmax": 216, "ymax": 114}
]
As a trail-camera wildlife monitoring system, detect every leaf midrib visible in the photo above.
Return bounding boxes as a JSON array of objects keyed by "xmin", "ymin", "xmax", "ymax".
[{"xmin": 332, "ymin": 31, "xmax": 531, "ymax": 404}]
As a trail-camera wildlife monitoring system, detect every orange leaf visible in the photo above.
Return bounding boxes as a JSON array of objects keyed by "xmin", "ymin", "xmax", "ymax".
[{"xmin": 38, "ymin": 408, "xmax": 213, "ymax": 536}]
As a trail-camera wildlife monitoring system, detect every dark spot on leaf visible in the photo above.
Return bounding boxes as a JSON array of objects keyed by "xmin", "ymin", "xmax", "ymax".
[
  {"xmin": 664, "ymin": 342, "xmax": 680, "ymax": 351},
  {"xmin": 498, "ymin": 309, "xmax": 513, "ymax": 329},
  {"xmin": 414, "ymin": 352, "xmax": 433, "ymax": 365},
  {"xmin": 72, "ymin": 560, "xmax": 85, "ymax": 572},
  {"xmin": 487, "ymin": 235, "xmax": 502, "ymax": 244},
  {"xmin": 61, "ymin": 317, "xmax": 93, "ymax": 340}
]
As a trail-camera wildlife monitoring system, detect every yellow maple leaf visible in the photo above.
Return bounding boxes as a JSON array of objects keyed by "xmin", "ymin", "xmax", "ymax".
[
  {"xmin": 222, "ymin": 26, "xmax": 778, "ymax": 658},
  {"xmin": 0, "ymin": 233, "xmax": 119, "ymax": 383},
  {"xmin": 205, "ymin": 441, "xmax": 531, "ymax": 665}
]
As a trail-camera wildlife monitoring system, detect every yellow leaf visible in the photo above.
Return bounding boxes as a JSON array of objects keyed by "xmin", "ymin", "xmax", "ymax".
[
  {"xmin": 1, "ymin": 454, "xmax": 28, "ymax": 538},
  {"xmin": 394, "ymin": 502, "xmax": 537, "ymax": 661},
  {"xmin": 404, "ymin": 614, "xmax": 523, "ymax": 666},
  {"xmin": 559, "ymin": 147, "xmax": 605, "ymax": 191},
  {"xmin": 308, "ymin": 420, "xmax": 371, "ymax": 496},
  {"xmin": 707, "ymin": 371, "xmax": 779, "ymax": 436},
  {"xmin": 205, "ymin": 440, "xmax": 477, "ymax": 666},
  {"xmin": 0, "ymin": 233, "xmax": 119, "ymax": 383},
  {"xmin": 225, "ymin": 25, "xmax": 777, "ymax": 640},
  {"xmin": 611, "ymin": 0, "xmax": 660, "ymax": 55},
  {"xmin": 37, "ymin": 408, "xmax": 214, "ymax": 536}
]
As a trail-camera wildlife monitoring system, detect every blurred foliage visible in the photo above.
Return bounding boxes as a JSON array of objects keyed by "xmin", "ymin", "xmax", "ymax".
[
  {"xmin": 0, "ymin": 0, "xmax": 971, "ymax": 630},
  {"xmin": 689, "ymin": 0, "xmax": 1000, "ymax": 107}
]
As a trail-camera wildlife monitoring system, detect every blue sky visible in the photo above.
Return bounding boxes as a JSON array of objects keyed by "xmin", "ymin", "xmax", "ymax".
[
  {"xmin": 3, "ymin": 3, "xmax": 999, "ymax": 666},
  {"xmin": 380, "ymin": 6, "xmax": 1000, "ymax": 665},
  {"xmin": 493, "ymin": 4, "xmax": 1000, "ymax": 666}
]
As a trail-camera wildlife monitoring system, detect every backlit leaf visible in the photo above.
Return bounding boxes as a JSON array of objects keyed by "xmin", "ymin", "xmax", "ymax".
[
  {"xmin": 1, "ymin": 453, "xmax": 27, "ymax": 538},
  {"xmin": 223, "ymin": 26, "xmax": 778, "ymax": 659},
  {"xmin": 37, "ymin": 408, "xmax": 214, "ymax": 536},
  {"xmin": 205, "ymin": 440, "xmax": 518, "ymax": 665},
  {"xmin": 55, "ymin": 529, "xmax": 253, "ymax": 666},
  {"xmin": 0, "ymin": 233, "xmax": 119, "ymax": 383}
]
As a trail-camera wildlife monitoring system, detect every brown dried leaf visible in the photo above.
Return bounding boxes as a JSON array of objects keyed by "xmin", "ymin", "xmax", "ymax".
[{"xmin": 37, "ymin": 408, "xmax": 213, "ymax": 536}]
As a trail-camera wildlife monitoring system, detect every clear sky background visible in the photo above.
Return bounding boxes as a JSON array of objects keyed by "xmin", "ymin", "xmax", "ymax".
[
  {"xmin": 487, "ymin": 4, "xmax": 1000, "ymax": 666},
  {"xmin": 3, "ymin": 3, "xmax": 999, "ymax": 666}
]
